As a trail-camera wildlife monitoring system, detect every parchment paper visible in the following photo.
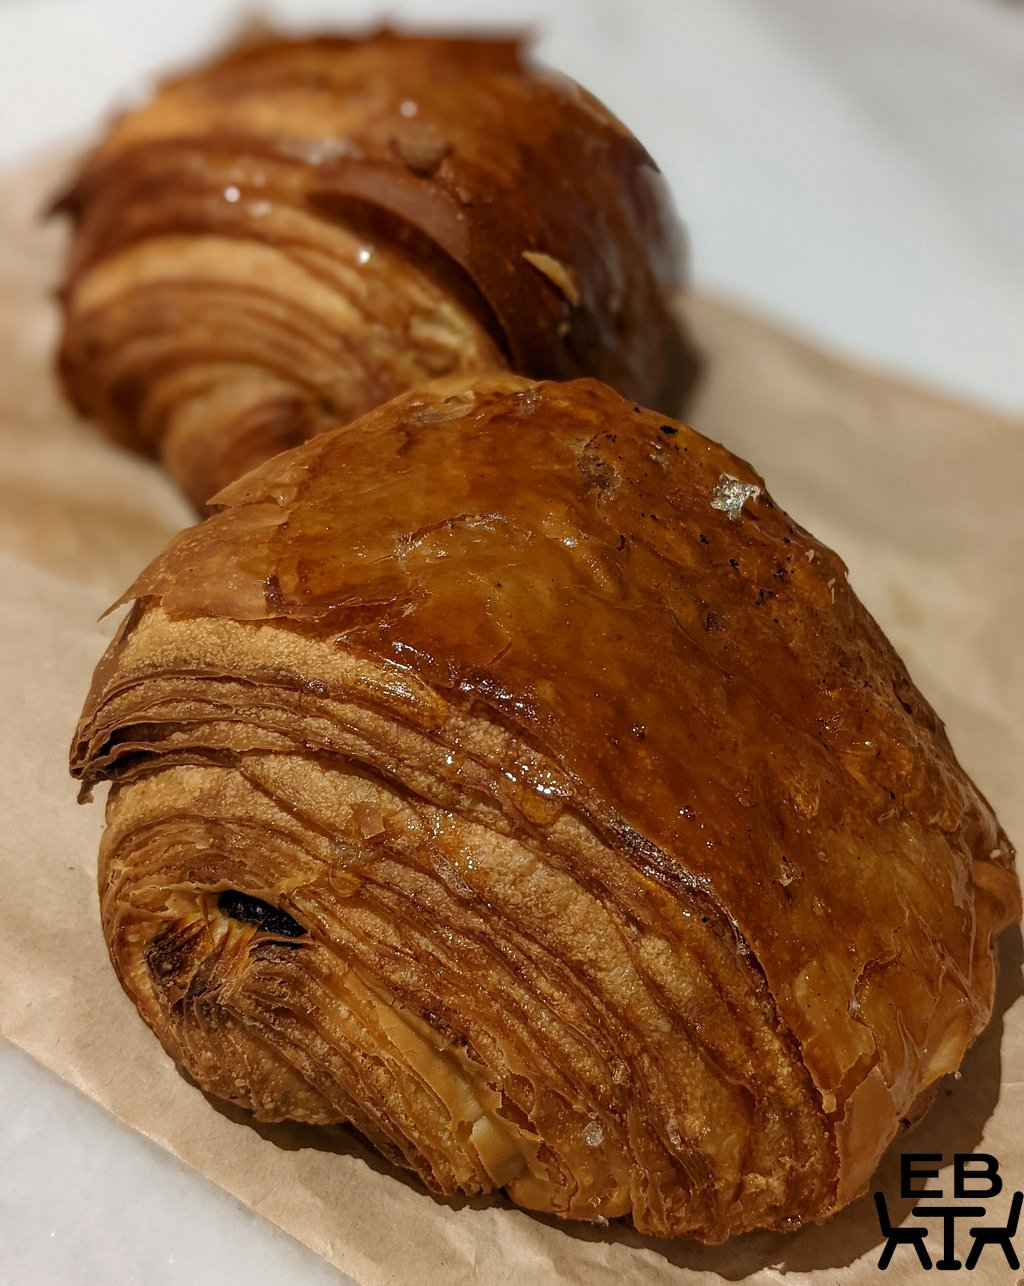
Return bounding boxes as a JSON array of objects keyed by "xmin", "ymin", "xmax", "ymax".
[{"xmin": 1, "ymin": 149, "xmax": 1021, "ymax": 1285}]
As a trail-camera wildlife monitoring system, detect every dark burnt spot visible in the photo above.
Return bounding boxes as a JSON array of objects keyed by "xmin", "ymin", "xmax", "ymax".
[
  {"xmin": 578, "ymin": 452, "xmax": 618, "ymax": 495},
  {"xmin": 659, "ymin": 424, "xmax": 677, "ymax": 436},
  {"xmin": 145, "ymin": 920, "xmax": 205, "ymax": 980},
  {"xmin": 418, "ymin": 1008, "xmax": 463, "ymax": 1045},
  {"xmin": 264, "ymin": 572, "xmax": 285, "ymax": 612},
  {"xmin": 144, "ymin": 920, "xmax": 209, "ymax": 1005}
]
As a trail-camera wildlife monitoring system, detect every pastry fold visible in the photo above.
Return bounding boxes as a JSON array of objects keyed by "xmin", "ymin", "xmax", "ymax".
[
  {"xmin": 55, "ymin": 32, "xmax": 696, "ymax": 506},
  {"xmin": 71, "ymin": 375, "xmax": 1020, "ymax": 1240}
]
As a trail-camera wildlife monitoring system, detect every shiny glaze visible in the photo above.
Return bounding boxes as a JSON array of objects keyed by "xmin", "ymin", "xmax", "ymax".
[{"xmin": 73, "ymin": 375, "xmax": 1020, "ymax": 1236}]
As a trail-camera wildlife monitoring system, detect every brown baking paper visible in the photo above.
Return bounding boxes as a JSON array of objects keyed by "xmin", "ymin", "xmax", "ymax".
[{"xmin": 1, "ymin": 149, "xmax": 1021, "ymax": 1286}]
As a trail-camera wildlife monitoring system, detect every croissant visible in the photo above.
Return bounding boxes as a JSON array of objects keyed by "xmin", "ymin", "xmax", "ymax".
[
  {"xmin": 70, "ymin": 373, "xmax": 1019, "ymax": 1240},
  {"xmin": 54, "ymin": 31, "xmax": 696, "ymax": 508}
]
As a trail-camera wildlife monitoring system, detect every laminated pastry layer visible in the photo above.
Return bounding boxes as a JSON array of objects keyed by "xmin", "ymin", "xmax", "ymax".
[
  {"xmin": 59, "ymin": 213, "xmax": 503, "ymax": 502},
  {"xmin": 72, "ymin": 374, "xmax": 1020, "ymax": 1238},
  {"xmin": 80, "ymin": 608, "xmax": 834, "ymax": 1238},
  {"xmin": 56, "ymin": 31, "xmax": 697, "ymax": 506}
]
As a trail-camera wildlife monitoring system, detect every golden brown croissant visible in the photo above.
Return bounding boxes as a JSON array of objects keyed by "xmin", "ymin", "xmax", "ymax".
[
  {"xmin": 55, "ymin": 32, "xmax": 696, "ymax": 508},
  {"xmin": 71, "ymin": 374, "xmax": 1019, "ymax": 1240}
]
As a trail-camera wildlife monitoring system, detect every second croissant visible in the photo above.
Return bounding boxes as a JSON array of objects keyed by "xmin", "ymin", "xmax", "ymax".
[{"xmin": 55, "ymin": 30, "xmax": 697, "ymax": 506}]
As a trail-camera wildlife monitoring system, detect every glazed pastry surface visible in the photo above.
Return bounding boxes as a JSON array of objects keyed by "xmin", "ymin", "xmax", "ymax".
[
  {"xmin": 71, "ymin": 375, "xmax": 1020, "ymax": 1239},
  {"xmin": 56, "ymin": 32, "xmax": 695, "ymax": 506}
]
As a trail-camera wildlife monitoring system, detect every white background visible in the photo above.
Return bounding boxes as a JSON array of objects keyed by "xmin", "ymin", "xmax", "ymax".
[{"xmin": 1, "ymin": 0, "xmax": 1022, "ymax": 1282}]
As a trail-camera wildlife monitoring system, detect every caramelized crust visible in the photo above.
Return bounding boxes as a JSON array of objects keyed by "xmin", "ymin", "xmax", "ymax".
[
  {"xmin": 71, "ymin": 375, "xmax": 1020, "ymax": 1239},
  {"xmin": 55, "ymin": 32, "xmax": 697, "ymax": 507}
]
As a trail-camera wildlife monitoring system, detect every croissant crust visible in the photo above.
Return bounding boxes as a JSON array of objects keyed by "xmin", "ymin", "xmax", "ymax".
[
  {"xmin": 56, "ymin": 32, "xmax": 696, "ymax": 506},
  {"xmin": 71, "ymin": 375, "xmax": 1019, "ymax": 1240}
]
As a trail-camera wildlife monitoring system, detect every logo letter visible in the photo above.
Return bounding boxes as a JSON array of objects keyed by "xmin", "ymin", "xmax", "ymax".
[
  {"xmin": 954, "ymin": 1153, "xmax": 1002, "ymax": 1199},
  {"xmin": 901, "ymin": 1154, "xmax": 943, "ymax": 1199}
]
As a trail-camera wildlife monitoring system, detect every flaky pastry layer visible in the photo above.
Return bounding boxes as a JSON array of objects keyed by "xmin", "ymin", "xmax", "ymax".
[{"xmin": 72, "ymin": 375, "xmax": 1020, "ymax": 1239}]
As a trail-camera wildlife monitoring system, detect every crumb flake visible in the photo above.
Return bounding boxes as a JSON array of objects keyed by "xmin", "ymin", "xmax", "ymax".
[
  {"xmin": 521, "ymin": 251, "xmax": 581, "ymax": 306},
  {"xmin": 583, "ymin": 1121, "xmax": 605, "ymax": 1148},
  {"xmin": 711, "ymin": 473, "xmax": 761, "ymax": 521}
]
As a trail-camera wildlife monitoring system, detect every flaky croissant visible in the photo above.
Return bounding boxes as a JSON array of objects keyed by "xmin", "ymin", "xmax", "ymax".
[
  {"xmin": 55, "ymin": 31, "xmax": 696, "ymax": 508},
  {"xmin": 71, "ymin": 374, "xmax": 1019, "ymax": 1241}
]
